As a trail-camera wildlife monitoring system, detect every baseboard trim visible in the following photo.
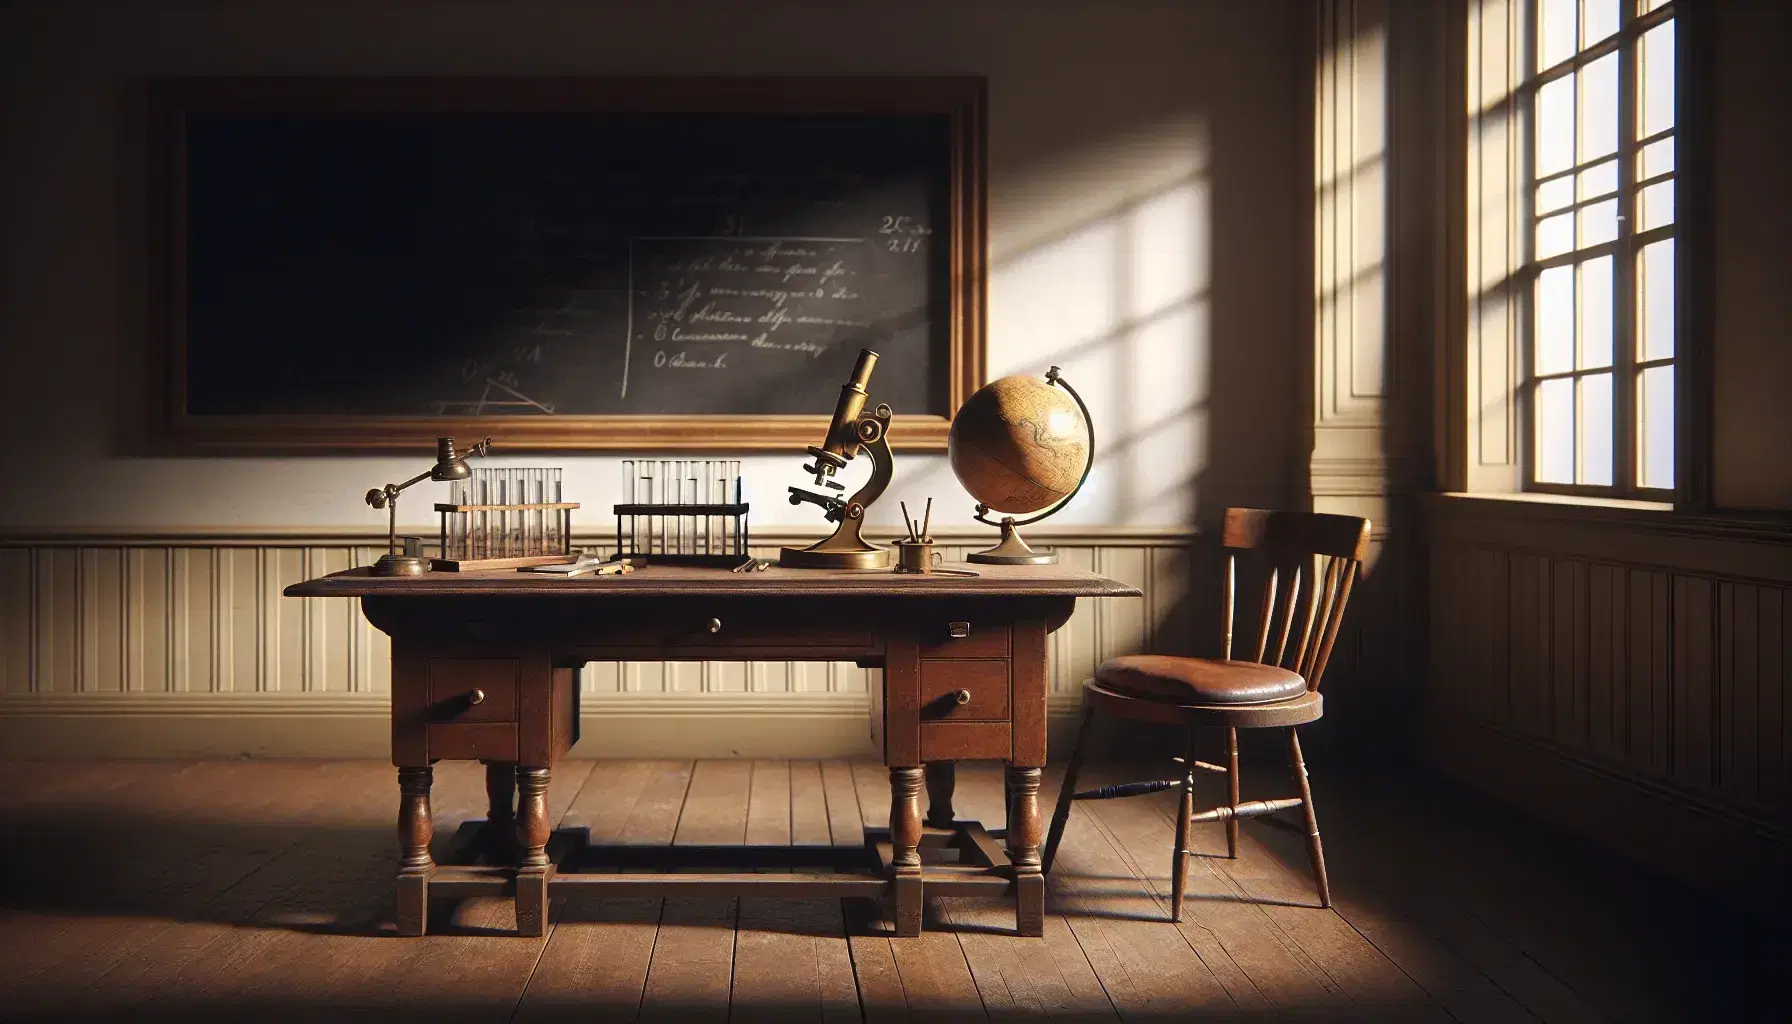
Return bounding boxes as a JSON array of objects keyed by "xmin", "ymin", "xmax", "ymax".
[
  {"xmin": 0, "ymin": 692, "xmax": 1097, "ymax": 761},
  {"xmin": 1425, "ymin": 713, "xmax": 1791, "ymax": 921}
]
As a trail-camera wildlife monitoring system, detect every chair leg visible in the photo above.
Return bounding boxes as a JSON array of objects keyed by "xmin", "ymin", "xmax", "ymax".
[
  {"xmin": 1042, "ymin": 703, "xmax": 1095, "ymax": 876},
  {"xmin": 1170, "ymin": 732, "xmax": 1195, "ymax": 923},
  {"xmin": 1225, "ymin": 727, "xmax": 1241, "ymax": 859},
  {"xmin": 1287, "ymin": 727, "xmax": 1330, "ymax": 908}
]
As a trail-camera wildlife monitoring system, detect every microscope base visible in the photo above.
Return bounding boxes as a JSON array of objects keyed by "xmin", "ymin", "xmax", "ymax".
[{"xmin": 779, "ymin": 544, "xmax": 892, "ymax": 570}]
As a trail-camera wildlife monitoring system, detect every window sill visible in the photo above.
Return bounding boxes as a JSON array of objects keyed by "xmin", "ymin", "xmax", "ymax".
[
  {"xmin": 1436, "ymin": 491, "xmax": 1674, "ymax": 513},
  {"xmin": 1421, "ymin": 492, "xmax": 1792, "ymax": 547}
]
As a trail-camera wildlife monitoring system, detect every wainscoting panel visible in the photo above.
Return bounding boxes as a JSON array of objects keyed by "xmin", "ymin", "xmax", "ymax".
[
  {"xmin": 1424, "ymin": 495, "xmax": 1792, "ymax": 917},
  {"xmin": 0, "ymin": 528, "xmax": 1194, "ymax": 758}
]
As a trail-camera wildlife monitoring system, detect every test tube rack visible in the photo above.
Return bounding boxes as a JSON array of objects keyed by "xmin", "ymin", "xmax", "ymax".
[
  {"xmin": 434, "ymin": 468, "xmax": 579, "ymax": 572},
  {"xmin": 614, "ymin": 459, "xmax": 750, "ymax": 568}
]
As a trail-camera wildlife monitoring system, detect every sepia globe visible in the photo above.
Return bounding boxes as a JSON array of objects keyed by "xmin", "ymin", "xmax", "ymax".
[{"xmin": 948, "ymin": 373, "xmax": 1091, "ymax": 516}]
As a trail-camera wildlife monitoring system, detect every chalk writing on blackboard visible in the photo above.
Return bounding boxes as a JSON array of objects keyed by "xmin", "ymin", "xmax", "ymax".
[{"xmin": 622, "ymin": 235, "xmax": 874, "ymax": 401}]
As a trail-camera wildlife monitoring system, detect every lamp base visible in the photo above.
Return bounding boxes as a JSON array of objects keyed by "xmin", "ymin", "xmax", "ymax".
[
  {"xmin": 966, "ymin": 522, "xmax": 1057, "ymax": 565},
  {"xmin": 371, "ymin": 554, "xmax": 430, "ymax": 577}
]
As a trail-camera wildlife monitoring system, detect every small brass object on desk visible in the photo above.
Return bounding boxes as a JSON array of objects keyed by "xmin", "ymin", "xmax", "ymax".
[
  {"xmin": 365, "ymin": 436, "xmax": 491, "ymax": 577},
  {"xmin": 781, "ymin": 349, "xmax": 896, "ymax": 569}
]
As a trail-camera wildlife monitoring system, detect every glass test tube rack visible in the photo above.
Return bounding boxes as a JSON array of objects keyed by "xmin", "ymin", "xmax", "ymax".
[
  {"xmin": 614, "ymin": 459, "xmax": 750, "ymax": 568},
  {"xmin": 434, "ymin": 468, "xmax": 579, "ymax": 571}
]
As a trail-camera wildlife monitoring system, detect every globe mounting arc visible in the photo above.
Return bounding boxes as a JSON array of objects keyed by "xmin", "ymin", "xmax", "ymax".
[{"xmin": 965, "ymin": 365, "xmax": 1094, "ymax": 530}]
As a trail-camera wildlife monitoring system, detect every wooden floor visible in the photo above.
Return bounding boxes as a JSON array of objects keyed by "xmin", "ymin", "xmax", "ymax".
[{"xmin": 0, "ymin": 758, "xmax": 1782, "ymax": 1022}]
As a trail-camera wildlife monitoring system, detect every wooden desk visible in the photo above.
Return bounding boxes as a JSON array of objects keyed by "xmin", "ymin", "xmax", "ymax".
[{"xmin": 285, "ymin": 562, "xmax": 1138, "ymax": 937}]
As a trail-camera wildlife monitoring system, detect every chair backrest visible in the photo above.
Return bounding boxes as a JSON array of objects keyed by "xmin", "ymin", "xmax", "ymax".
[{"xmin": 1218, "ymin": 508, "xmax": 1371, "ymax": 691}]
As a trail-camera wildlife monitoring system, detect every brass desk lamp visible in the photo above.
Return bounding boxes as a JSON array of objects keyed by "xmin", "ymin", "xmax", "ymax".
[
  {"xmin": 365, "ymin": 436, "xmax": 491, "ymax": 576},
  {"xmin": 780, "ymin": 349, "xmax": 895, "ymax": 569}
]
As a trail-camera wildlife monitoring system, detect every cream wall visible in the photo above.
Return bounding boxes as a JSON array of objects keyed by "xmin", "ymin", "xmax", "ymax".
[{"xmin": 0, "ymin": 0, "xmax": 1303, "ymax": 534}]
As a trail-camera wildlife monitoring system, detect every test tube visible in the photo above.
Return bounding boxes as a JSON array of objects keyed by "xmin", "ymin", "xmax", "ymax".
[
  {"xmin": 658, "ymin": 460, "xmax": 670, "ymax": 554},
  {"xmin": 491, "ymin": 472, "xmax": 503, "ymax": 558},
  {"xmin": 533, "ymin": 468, "xmax": 545, "ymax": 557},
  {"xmin": 524, "ymin": 468, "xmax": 536, "ymax": 557},
  {"xmin": 471, "ymin": 469, "xmax": 485, "ymax": 560},
  {"xmin": 550, "ymin": 469, "xmax": 563, "ymax": 553},
  {"xmin": 508, "ymin": 470, "xmax": 522, "ymax": 556}
]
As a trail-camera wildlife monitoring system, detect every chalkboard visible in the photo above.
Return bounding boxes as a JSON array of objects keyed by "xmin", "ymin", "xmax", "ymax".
[{"xmin": 149, "ymin": 78, "xmax": 987, "ymax": 451}]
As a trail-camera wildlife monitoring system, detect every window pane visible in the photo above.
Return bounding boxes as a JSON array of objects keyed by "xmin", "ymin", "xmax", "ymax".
[
  {"xmin": 1539, "ymin": 0, "xmax": 1579, "ymax": 69},
  {"xmin": 1579, "ymin": 198, "xmax": 1619, "ymax": 247},
  {"xmin": 1638, "ymin": 238, "xmax": 1675, "ymax": 359},
  {"xmin": 1579, "ymin": 256, "xmax": 1613, "ymax": 369},
  {"xmin": 1537, "ymin": 265, "xmax": 1575, "ymax": 375},
  {"xmin": 1537, "ymin": 175, "xmax": 1575, "ymax": 215},
  {"xmin": 1580, "ymin": 53, "xmax": 1619, "ymax": 163},
  {"xmin": 1578, "ymin": 159, "xmax": 1618, "ymax": 201},
  {"xmin": 1537, "ymin": 74, "xmax": 1576, "ymax": 177},
  {"xmin": 1639, "ymin": 365, "xmax": 1675, "ymax": 489},
  {"xmin": 1638, "ymin": 136, "xmax": 1675, "ymax": 180},
  {"xmin": 1582, "ymin": 0, "xmax": 1619, "ymax": 46},
  {"xmin": 1538, "ymin": 212, "xmax": 1575, "ymax": 259},
  {"xmin": 1536, "ymin": 377, "xmax": 1576, "ymax": 484},
  {"xmin": 1638, "ymin": 179, "xmax": 1675, "ymax": 230},
  {"xmin": 1640, "ymin": 21, "xmax": 1676, "ymax": 137},
  {"xmin": 1579, "ymin": 373, "xmax": 1614, "ymax": 486}
]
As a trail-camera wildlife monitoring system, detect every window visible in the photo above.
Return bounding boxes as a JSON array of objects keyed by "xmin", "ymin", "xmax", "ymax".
[{"xmin": 1526, "ymin": 0, "xmax": 1677, "ymax": 496}]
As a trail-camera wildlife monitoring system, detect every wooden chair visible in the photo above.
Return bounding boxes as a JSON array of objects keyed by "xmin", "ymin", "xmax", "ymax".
[{"xmin": 1041, "ymin": 508, "xmax": 1371, "ymax": 918}]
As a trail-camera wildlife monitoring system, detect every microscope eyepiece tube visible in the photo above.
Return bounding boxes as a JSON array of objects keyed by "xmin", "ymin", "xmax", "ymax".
[{"xmin": 846, "ymin": 349, "xmax": 879, "ymax": 392}]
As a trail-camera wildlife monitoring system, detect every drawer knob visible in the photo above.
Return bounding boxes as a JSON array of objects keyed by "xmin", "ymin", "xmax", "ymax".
[
  {"xmin": 954, "ymin": 688, "xmax": 972, "ymax": 705},
  {"xmin": 707, "ymin": 617, "xmax": 723, "ymax": 634},
  {"xmin": 468, "ymin": 688, "xmax": 486, "ymax": 706},
  {"xmin": 947, "ymin": 621, "xmax": 971, "ymax": 638}
]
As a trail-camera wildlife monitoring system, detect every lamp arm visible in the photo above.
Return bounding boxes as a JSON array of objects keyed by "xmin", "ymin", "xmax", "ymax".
[
  {"xmin": 390, "ymin": 468, "xmax": 434, "ymax": 495},
  {"xmin": 972, "ymin": 367, "xmax": 1094, "ymax": 530}
]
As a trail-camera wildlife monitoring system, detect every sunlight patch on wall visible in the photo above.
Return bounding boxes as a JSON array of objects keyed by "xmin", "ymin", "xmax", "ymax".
[{"xmin": 990, "ymin": 171, "xmax": 1210, "ymax": 526}]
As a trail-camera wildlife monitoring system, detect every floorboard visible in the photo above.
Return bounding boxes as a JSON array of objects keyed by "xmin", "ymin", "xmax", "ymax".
[{"xmin": 0, "ymin": 757, "xmax": 1780, "ymax": 1022}]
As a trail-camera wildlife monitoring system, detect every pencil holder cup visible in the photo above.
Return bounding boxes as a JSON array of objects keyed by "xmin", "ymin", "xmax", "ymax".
[{"xmin": 893, "ymin": 539, "xmax": 943, "ymax": 574}]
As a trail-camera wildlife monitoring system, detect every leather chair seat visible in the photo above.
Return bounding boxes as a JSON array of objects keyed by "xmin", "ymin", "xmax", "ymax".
[{"xmin": 1095, "ymin": 655, "xmax": 1308, "ymax": 705}]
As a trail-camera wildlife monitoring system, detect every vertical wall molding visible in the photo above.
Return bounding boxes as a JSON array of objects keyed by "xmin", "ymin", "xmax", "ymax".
[{"xmin": 1312, "ymin": 0, "xmax": 1390, "ymax": 521}]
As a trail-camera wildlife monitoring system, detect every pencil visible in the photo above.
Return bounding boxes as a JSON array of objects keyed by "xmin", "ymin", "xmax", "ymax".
[
  {"xmin": 900, "ymin": 501, "xmax": 916, "ymax": 542},
  {"xmin": 921, "ymin": 498, "xmax": 933, "ymax": 542}
]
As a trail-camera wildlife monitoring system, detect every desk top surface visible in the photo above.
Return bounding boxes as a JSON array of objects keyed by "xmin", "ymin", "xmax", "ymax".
[{"xmin": 285, "ymin": 562, "xmax": 1140, "ymax": 599}]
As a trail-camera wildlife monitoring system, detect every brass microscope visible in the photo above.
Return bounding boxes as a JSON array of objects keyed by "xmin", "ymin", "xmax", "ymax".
[{"xmin": 780, "ymin": 349, "xmax": 895, "ymax": 569}]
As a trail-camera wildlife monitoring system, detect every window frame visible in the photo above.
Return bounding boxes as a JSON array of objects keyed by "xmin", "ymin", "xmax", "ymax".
[{"xmin": 1520, "ymin": 0, "xmax": 1680, "ymax": 501}]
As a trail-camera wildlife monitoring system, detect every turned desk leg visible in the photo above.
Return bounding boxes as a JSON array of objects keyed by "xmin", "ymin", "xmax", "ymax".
[
  {"xmin": 484, "ymin": 761, "xmax": 516, "ymax": 859},
  {"xmin": 515, "ymin": 766, "xmax": 551, "ymax": 937},
  {"xmin": 1006, "ymin": 764, "xmax": 1044, "ymax": 937},
  {"xmin": 924, "ymin": 762, "xmax": 957, "ymax": 828},
  {"xmin": 889, "ymin": 766, "xmax": 924, "ymax": 937},
  {"xmin": 396, "ymin": 766, "xmax": 434, "ymax": 937}
]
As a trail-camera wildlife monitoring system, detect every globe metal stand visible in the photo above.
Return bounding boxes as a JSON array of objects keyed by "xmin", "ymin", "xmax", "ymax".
[{"xmin": 966, "ymin": 367, "xmax": 1094, "ymax": 566}]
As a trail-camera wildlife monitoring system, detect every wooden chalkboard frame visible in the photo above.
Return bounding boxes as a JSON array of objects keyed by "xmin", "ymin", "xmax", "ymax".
[{"xmin": 145, "ymin": 76, "xmax": 986, "ymax": 452}]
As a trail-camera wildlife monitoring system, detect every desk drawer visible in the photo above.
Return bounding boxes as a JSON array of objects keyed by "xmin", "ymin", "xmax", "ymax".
[
  {"xmin": 919, "ymin": 620, "xmax": 1010, "ymax": 659},
  {"xmin": 428, "ymin": 722, "xmax": 518, "ymax": 761},
  {"xmin": 921, "ymin": 721, "xmax": 1011, "ymax": 761},
  {"xmin": 428, "ymin": 658, "xmax": 519, "ymax": 723},
  {"xmin": 582, "ymin": 610, "xmax": 873, "ymax": 651},
  {"xmin": 919, "ymin": 660, "xmax": 1010, "ymax": 721}
]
